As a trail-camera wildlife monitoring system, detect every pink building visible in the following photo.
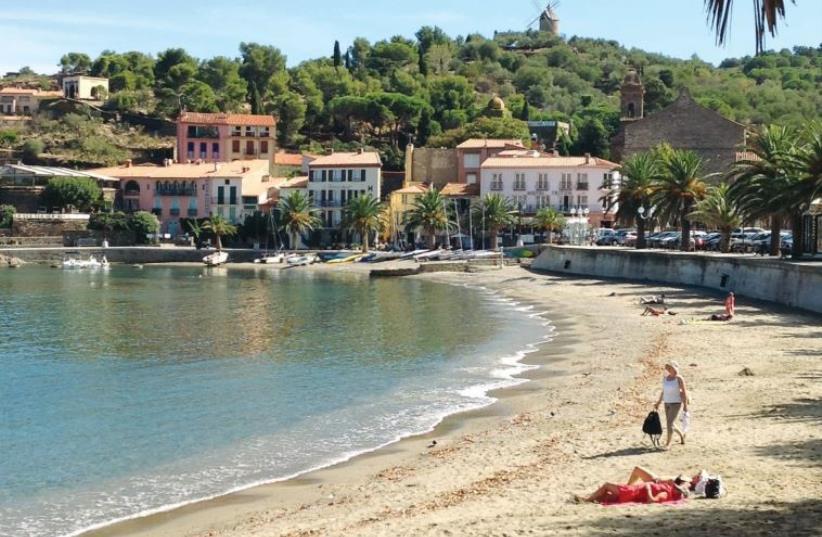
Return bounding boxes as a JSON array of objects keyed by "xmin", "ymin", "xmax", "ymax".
[
  {"xmin": 90, "ymin": 160, "xmax": 272, "ymax": 236},
  {"xmin": 455, "ymin": 139, "xmax": 527, "ymax": 185},
  {"xmin": 176, "ymin": 112, "xmax": 278, "ymax": 165}
]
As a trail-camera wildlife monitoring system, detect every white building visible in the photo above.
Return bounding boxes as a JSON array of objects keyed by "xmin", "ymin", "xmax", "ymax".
[
  {"xmin": 307, "ymin": 150, "xmax": 383, "ymax": 228},
  {"xmin": 62, "ymin": 75, "xmax": 109, "ymax": 100},
  {"xmin": 479, "ymin": 153, "xmax": 620, "ymax": 227}
]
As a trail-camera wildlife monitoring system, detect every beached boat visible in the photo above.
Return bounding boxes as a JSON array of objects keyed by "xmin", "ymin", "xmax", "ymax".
[
  {"xmin": 414, "ymin": 249, "xmax": 446, "ymax": 262},
  {"xmin": 203, "ymin": 251, "xmax": 229, "ymax": 266},
  {"xmin": 327, "ymin": 253, "xmax": 364, "ymax": 264},
  {"xmin": 62, "ymin": 255, "xmax": 105, "ymax": 269},
  {"xmin": 365, "ymin": 252, "xmax": 404, "ymax": 263},
  {"xmin": 254, "ymin": 253, "xmax": 285, "ymax": 264},
  {"xmin": 400, "ymin": 249, "xmax": 429, "ymax": 260},
  {"xmin": 286, "ymin": 254, "xmax": 318, "ymax": 266}
]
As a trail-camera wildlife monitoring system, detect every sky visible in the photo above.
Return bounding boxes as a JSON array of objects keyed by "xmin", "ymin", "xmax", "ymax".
[{"xmin": 2, "ymin": 0, "xmax": 820, "ymax": 74}]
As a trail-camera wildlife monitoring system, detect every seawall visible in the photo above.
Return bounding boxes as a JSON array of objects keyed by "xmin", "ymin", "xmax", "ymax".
[
  {"xmin": 0, "ymin": 247, "xmax": 260, "ymax": 265},
  {"xmin": 532, "ymin": 246, "xmax": 822, "ymax": 314}
]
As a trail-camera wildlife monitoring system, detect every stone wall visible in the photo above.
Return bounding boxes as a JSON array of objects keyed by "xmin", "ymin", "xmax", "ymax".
[
  {"xmin": 0, "ymin": 247, "xmax": 261, "ymax": 265},
  {"xmin": 12, "ymin": 216, "xmax": 89, "ymax": 237},
  {"xmin": 611, "ymin": 92, "xmax": 747, "ymax": 174},
  {"xmin": 407, "ymin": 146, "xmax": 458, "ymax": 188},
  {"xmin": 532, "ymin": 246, "xmax": 822, "ymax": 314}
]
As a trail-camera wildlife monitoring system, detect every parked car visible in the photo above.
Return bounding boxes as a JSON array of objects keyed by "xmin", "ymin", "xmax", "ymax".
[
  {"xmin": 622, "ymin": 232, "xmax": 639, "ymax": 247},
  {"xmin": 596, "ymin": 228, "xmax": 617, "ymax": 246},
  {"xmin": 616, "ymin": 229, "xmax": 637, "ymax": 246},
  {"xmin": 702, "ymin": 232, "xmax": 723, "ymax": 251},
  {"xmin": 658, "ymin": 232, "xmax": 682, "ymax": 249}
]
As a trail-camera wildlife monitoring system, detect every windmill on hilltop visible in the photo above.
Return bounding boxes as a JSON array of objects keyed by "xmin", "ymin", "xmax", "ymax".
[{"xmin": 527, "ymin": 0, "xmax": 560, "ymax": 35}]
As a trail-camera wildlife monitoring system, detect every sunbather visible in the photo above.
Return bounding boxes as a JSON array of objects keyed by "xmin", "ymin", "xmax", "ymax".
[
  {"xmin": 642, "ymin": 306, "xmax": 677, "ymax": 316},
  {"xmin": 640, "ymin": 294, "xmax": 666, "ymax": 305},
  {"xmin": 574, "ymin": 467, "xmax": 690, "ymax": 504}
]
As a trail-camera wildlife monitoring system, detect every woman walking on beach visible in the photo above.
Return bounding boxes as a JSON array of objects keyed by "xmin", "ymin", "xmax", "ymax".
[{"xmin": 655, "ymin": 361, "xmax": 689, "ymax": 448}]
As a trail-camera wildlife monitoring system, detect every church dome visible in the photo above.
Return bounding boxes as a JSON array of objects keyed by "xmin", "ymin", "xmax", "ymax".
[{"xmin": 487, "ymin": 95, "xmax": 506, "ymax": 111}]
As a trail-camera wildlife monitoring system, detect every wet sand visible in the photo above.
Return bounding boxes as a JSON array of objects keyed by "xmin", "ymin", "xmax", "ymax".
[{"xmin": 85, "ymin": 264, "xmax": 822, "ymax": 537}]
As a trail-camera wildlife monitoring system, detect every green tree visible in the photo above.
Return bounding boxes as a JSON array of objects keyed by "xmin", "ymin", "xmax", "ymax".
[
  {"xmin": 277, "ymin": 190, "xmax": 321, "ymax": 250},
  {"xmin": 473, "ymin": 193, "xmax": 516, "ymax": 250},
  {"xmin": 333, "ymin": 41, "xmax": 342, "ymax": 69},
  {"xmin": 131, "ymin": 211, "xmax": 160, "ymax": 243},
  {"xmin": 534, "ymin": 207, "xmax": 566, "ymax": 244},
  {"xmin": 573, "ymin": 118, "xmax": 610, "ymax": 158},
  {"xmin": 59, "ymin": 52, "xmax": 92, "ymax": 73},
  {"xmin": 689, "ymin": 183, "xmax": 744, "ymax": 252},
  {"xmin": 728, "ymin": 125, "xmax": 800, "ymax": 255},
  {"xmin": 271, "ymin": 91, "xmax": 307, "ymax": 146},
  {"xmin": 179, "ymin": 81, "xmax": 219, "ymax": 113},
  {"xmin": 654, "ymin": 150, "xmax": 708, "ymax": 251},
  {"xmin": 21, "ymin": 139, "xmax": 44, "ymax": 164},
  {"xmin": 417, "ymin": 107, "xmax": 433, "ymax": 146},
  {"xmin": 203, "ymin": 214, "xmax": 237, "ymax": 251},
  {"xmin": 197, "ymin": 56, "xmax": 248, "ymax": 112},
  {"xmin": 343, "ymin": 194, "xmax": 386, "ymax": 252},
  {"xmin": 43, "ymin": 177, "xmax": 102, "ymax": 212},
  {"xmin": 405, "ymin": 189, "xmax": 453, "ymax": 249},
  {"xmin": 612, "ymin": 152, "xmax": 662, "ymax": 249},
  {"xmin": 239, "ymin": 42, "xmax": 287, "ymax": 103}
]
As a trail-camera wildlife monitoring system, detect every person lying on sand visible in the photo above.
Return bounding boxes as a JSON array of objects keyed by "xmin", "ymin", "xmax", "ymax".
[
  {"xmin": 642, "ymin": 306, "xmax": 678, "ymax": 316},
  {"xmin": 574, "ymin": 466, "xmax": 690, "ymax": 504},
  {"xmin": 640, "ymin": 294, "xmax": 666, "ymax": 305}
]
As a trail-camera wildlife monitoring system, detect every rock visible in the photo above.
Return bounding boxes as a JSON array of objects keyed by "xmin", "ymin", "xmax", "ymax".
[{"xmin": 739, "ymin": 367, "xmax": 755, "ymax": 377}]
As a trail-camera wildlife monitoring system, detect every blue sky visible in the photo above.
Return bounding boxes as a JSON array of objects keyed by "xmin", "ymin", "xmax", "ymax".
[{"xmin": 2, "ymin": 0, "xmax": 820, "ymax": 74}]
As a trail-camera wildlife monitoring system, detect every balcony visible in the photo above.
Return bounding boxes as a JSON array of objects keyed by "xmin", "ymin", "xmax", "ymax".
[
  {"xmin": 156, "ymin": 186, "xmax": 197, "ymax": 197},
  {"xmin": 536, "ymin": 183, "xmax": 549, "ymax": 191},
  {"xmin": 513, "ymin": 184, "xmax": 526, "ymax": 192},
  {"xmin": 187, "ymin": 208, "xmax": 198, "ymax": 217},
  {"xmin": 490, "ymin": 182, "xmax": 503, "ymax": 191},
  {"xmin": 316, "ymin": 200, "xmax": 342, "ymax": 208},
  {"xmin": 559, "ymin": 183, "xmax": 573, "ymax": 191},
  {"xmin": 169, "ymin": 208, "xmax": 181, "ymax": 217},
  {"xmin": 576, "ymin": 183, "xmax": 589, "ymax": 191}
]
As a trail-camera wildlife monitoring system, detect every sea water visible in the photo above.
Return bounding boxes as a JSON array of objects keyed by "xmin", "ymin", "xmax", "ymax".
[{"xmin": 0, "ymin": 266, "xmax": 550, "ymax": 537}]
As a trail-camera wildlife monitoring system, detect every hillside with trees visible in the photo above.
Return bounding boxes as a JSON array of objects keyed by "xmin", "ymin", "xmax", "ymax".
[{"xmin": 2, "ymin": 29, "xmax": 820, "ymax": 169}]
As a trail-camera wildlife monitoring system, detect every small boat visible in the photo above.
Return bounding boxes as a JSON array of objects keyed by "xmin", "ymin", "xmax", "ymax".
[
  {"xmin": 327, "ymin": 253, "xmax": 363, "ymax": 264},
  {"xmin": 286, "ymin": 254, "xmax": 318, "ymax": 266},
  {"xmin": 400, "ymin": 249, "xmax": 429, "ymax": 260},
  {"xmin": 203, "ymin": 251, "xmax": 229, "ymax": 266},
  {"xmin": 62, "ymin": 255, "xmax": 103, "ymax": 269},
  {"xmin": 365, "ymin": 252, "xmax": 404, "ymax": 263},
  {"xmin": 254, "ymin": 253, "xmax": 284, "ymax": 264},
  {"xmin": 414, "ymin": 249, "xmax": 445, "ymax": 262}
]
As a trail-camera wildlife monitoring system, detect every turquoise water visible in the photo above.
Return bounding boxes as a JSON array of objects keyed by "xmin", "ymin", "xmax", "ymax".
[{"xmin": 0, "ymin": 266, "xmax": 549, "ymax": 537}]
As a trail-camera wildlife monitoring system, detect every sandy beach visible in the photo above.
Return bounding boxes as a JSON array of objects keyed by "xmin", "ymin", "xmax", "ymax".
[{"xmin": 86, "ymin": 263, "xmax": 822, "ymax": 537}]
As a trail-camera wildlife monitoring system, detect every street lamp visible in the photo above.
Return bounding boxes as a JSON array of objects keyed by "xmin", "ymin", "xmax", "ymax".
[
  {"xmin": 566, "ymin": 206, "xmax": 590, "ymax": 246},
  {"xmin": 636, "ymin": 206, "xmax": 655, "ymax": 249}
]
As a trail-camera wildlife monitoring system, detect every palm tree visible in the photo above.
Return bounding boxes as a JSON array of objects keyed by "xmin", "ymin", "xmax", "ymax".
[
  {"xmin": 705, "ymin": 0, "xmax": 792, "ymax": 55},
  {"xmin": 728, "ymin": 125, "xmax": 801, "ymax": 256},
  {"xmin": 534, "ymin": 207, "xmax": 566, "ymax": 245},
  {"xmin": 405, "ymin": 189, "xmax": 453, "ymax": 249},
  {"xmin": 689, "ymin": 183, "xmax": 744, "ymax": 253},
  {"xmin": 278, "ymin": 190, "xmax": 321, "ymax": 250},
  {"xmin": 611, "ymin": 152, "xmax": 661, "ymax": 249},
  {"xmin": 343, "ymin": 195, "xmax": 386, "ymax": 253},
  {"xmin": 473, "ymin": 193, "xmax": 517, "ymax": 250},
  {"xmin": 654, "ymin": 150, "xmax": 708, "ymax": 251},
  {"xmin": 202, "ymin": 214, "xmax": 237, "ymax": 251}
]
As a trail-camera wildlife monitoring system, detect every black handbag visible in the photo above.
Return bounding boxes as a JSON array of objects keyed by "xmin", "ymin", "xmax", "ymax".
[{"xmin": 642, "ymin": 411, "xmax": 663, "ymax": 447}]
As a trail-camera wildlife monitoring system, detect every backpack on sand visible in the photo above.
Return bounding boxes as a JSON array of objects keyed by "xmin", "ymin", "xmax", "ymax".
[{"xmin": 642, "ymin": 411, "xmax": 663, "ymax": 447}]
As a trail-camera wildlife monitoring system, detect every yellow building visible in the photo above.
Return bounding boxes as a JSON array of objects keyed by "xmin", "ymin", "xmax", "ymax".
[{"xmin": 386, "ymin": 183, "xmax": 429, "ymax": 244}]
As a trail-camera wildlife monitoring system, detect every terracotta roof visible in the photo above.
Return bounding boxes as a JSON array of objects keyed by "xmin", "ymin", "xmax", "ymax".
[
  {"xmin": 394, "ymin": 183, "xmax": 430, "ymax": 195},
  {"xmin": 0, "ymin": 87, "xmax": 61, "ymax": 97},
  {"xmin": 280, "ymin": 176, "xmax": 309, "ymax": 189},
  {"xmin": 273, "ymin": 152, "xmax": 304, "ymax": 166},
  {"xmin": 441, "ymin": 183, "xmax": 480, "ymax": 197},
  {"xmin": 309, "ymin": 151, "xmax": 382, "ymax": 167},
  {"xmin": 481, "ymin": 155, "xmax": 618, "ymax": 169},
  {"xmin": 178, "ymin": 112, "xmax": 277, "ymax": 127},
  {"xmin": 88, "ymin": 159, "xmax": 271, "ymax": 179},
  {"xmin": 456, "ymin": 139, "xmax": 526, "ymax": 150},
  {"xmin": 497, "ymin": 149, "xmax": 542, "ymax": 157}
]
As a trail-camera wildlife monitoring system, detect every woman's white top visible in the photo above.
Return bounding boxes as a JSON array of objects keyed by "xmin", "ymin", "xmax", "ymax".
[{"xmin": 662, "ymin": 376, "xmax": 682, "ymax": 403}]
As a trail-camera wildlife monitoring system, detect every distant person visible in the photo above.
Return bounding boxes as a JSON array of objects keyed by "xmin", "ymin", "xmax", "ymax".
[
  {"xmin": 574, "ymin": 467, "xmax": 689, "ymax": 504},
  {"xmin": 642, "ymin": 306, "xmax": 677, "ymax": 317},
  {"xmin": 655, "ymin": 362, "xmax": 689, "ymax": 448},
  {"xmin": 711, "ymin": 292, "xmax": 736, "ymax": 321},
  {"xmin": 640, "ymin": 294, "xmax": 666, "ymax": 305}
]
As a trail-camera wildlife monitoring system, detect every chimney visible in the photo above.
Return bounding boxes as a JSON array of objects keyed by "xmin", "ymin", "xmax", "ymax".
[
  {"xmin": 358, "ymin": 147, "xmax": 364, "ymax": 155},
  {"xmin": 125, "ymin": 159, "xmax": 133, "ymax": 168},
  {"xmin": 584, "ymin": 153, "xmax": 591, "ymax": 164},
  {"xmin": 213, "ymin": 162, "xmax": 220, "ymax": 172}
]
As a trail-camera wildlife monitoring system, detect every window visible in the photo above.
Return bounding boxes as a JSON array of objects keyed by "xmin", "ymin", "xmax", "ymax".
[
  {"xmin": 538, "ymin": 195, "xmax": 550, "ymax": 208},
  {"xmin": 463, "ymin": 153, "xmax": 480, "ymax": 168},
  {"xmin": 170, "ymin": 198, "xmax": 180, "ymax": 217},
  {"xmin": 512, "ymin": 195, "xmax": 527, "ymax": 209},
  {"xmin": 187, "ymin": 142, "xmax": 194, "ymax": 160},
  {"xmin": 229, "ymin": 207, "xmax": 237, "ymax": 221},
  {"xmin": 560, "ymin": 173, "xmax": 572, "ymax": 190},
  {"xmin": 537, "ymin": 173, "xmax": 549, "ymax": 190},
  {"xmin": 232, "ymin": 140, "xmax": 240, "ymax": 153},
  {"xmin": 347, "ymin": 169, "xmax": 354, "ymax": 182},
  {"xmin": 259, "ymin": 127, "xmax": 270, "ymax": 137},
  {"xmin": 188, "ymin": 197, "xmax": 198, "ymax": 217},
  {"xmin": 309, "ymin": 170, "xmax": 315, "ymax": 182},
  {"xmin": 514, "ymin": 173, "xmax": 526, "ymax": 191},
  {"xmin": 576, "ymin": 173, "xmax": 589, "ymax": 190},
  {"xmin": 603, "ymin": 172, "xmax": 615, "ymax": 189},
  {"xmin": 466, "ymin": 173, "xmax": 477, "ymax": 185},
  {"xmin": 245, "ymin": 141, "xmax": 255, "ymax": 155},
  {"xmin": 260, "ymin": 141, "xmax": 269, "ymax": 154},
  {"xmin": 402, "ymin": 194, "xmax": 409, "ymax": 204},
  {"xmin": 360, "ymin": 169, "xmax": 366, "ymax": 182},
  {"xmin": 229, "ymin": 186, "xmax": 237, "ymax": 205},
  {"xmin": 321, "ymin": 170, "xmax": 327, "ymax": 182},
  {"xmin": 245, "ymin": 126, "xmax": 254, "ymax": 137},
  {"xmin": 217, "ymin": 186, "xmax": 225, "ymax": 205},
  {"xmin": 490, "ymin": 173, "xmax": 503, "ymax": 191},
  {"xmin": 212, "ymin": 143, "xmax": 220, "ymax": 160},
  {"xmin": 231, "ymin": 126, "xmax": 242, "ymax": 137},
  {"xmin": 200, "ymin": 142, "xmax": 207, "ymax": 160},
  {"xmin": 578, "ymin": 195, "xmax": 588, "ymax": 207}
]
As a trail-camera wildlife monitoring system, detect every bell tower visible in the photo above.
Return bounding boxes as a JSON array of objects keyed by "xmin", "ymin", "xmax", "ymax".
[{"xmin": 620, "ymin": 69, "xmax": 645, "ymax": 120}]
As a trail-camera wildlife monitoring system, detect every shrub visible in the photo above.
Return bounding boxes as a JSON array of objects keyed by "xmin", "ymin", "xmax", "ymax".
[
  {"xmin": 130, "ymin": 211, "xmax": 160, "ymax": 243},
  {"xmin": 22, "ymin": 139, "xmax": 44, "ymax": 163},
  {"xmin": 0, "ymin": 130, "xmax": 18, "ymax": 147},
  {"xmin": 42, "ymin": 177, "xmax": 102, "ymax": 212},
  {"xmin": 0, "ymin": 205, "xmax": 14, "ymax": 228},
  {"xmin": 88, "ymin": 211, "xmax": 131, "ymax": 232}
]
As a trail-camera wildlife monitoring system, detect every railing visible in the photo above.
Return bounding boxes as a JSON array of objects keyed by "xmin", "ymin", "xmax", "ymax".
[
  {"xmin": 315, "ymin": 200, "xmax": 342, "ymax": 208},
  {"xmin": 576, "ymin": 183, "xmax": 589, "ymax": 190},
  {"xmin": 12, "ymin": 213, "xmax": 90, "ymax": 221},
  {"xmin": 156, "ymin": 188, "xmax": 197, "ymax": 197},
  {"xmin": 187, "ymin": 209, "xmax": 198, "ymax": 217},
  {"xmin": 536, "ymin": 184, "xmax": 549, "ymax": 191},
  {"xmin": 513, "ymin": 184, "xmax": 526, "ymax": 191},
  {"xmin": 490, "ymin": 183, "xmax": 503, "ymax": 191},
  {"xmin": 169, "ymin": 208, "xmax": 181, "ymax": 217},
  {"xmin": 559, "ymin": 183, "xmax": 573, "ymax": 190}
]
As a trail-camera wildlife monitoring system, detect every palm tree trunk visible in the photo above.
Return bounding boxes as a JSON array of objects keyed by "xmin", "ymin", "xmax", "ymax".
[
  {"xmin": 791, "ymin": 212, "xmax": 804, "ymax": 259},
  {"xmin": 428, "ymin": 231, "xmax": 436, "ymax": 250},
  {"xmin": 490, "ymin": 230, "xmax": 499, "ymax": 250},
  {"xmin": 636, "ymin": 217, "xmax": 647, "ymax": 249},
  {"xmin": 769, "ymin": 215, "xmax": 782, "ymax": 256},
  {"xmin": 215, "ymin": 234, "xmax": 222, "ymax": 251},
  {"xmin": 680, "ymin": 209, "xmax": 692, "ymax": 252},
  {"xmin": 361, "ymin": 228, "xmax": 369, "ymax": 253},
  {"xmin": 546, "ymin": 229, "xmax": 552, "ymax": 245},
  {"xmin": 720, "ymin": 230, "xmax": 731, "ymax": 253},
  {"xmin": 291, "ymin": 231, "xmax": 298, "ymax": 251}
]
